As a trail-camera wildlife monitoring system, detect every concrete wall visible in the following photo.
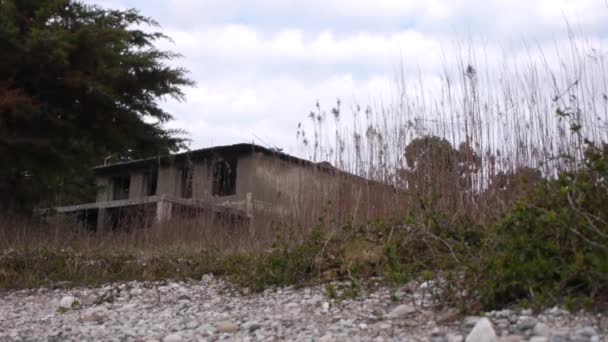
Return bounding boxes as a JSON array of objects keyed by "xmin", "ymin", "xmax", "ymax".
[
  {"xmin": 128, "ymin": 172, "xmax": 146, "ymax": 199},
  {"xmin": 95, "ymin": 170, "xmax": 151, "ymax": 202},
  {"xmin": 92, "ymin": 152, "xmax": 398, "ymax": 222},
  {"xmin": 240, "ymin": 152, "xmax": 342, "ymax": 214},
  {"xmin": 157, "ymin": 166, "xmax": 178, "ymax": 197}
]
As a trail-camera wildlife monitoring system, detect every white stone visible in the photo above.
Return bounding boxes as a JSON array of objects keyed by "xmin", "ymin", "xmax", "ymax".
[
  {"xmin": 464, "ymin": 316, "xmax": 482, "ymax": 326},
  {"xmin": 119, "ymin": 303, "xmax": 137, "ymax": 311},
  {"xmin": 386, "ymin": 304, "xmax": 416, "ymax": 319},
  {"xmin": 162, "ymin": 333, "xmax": 182, "ymax": 342},
  {"xmin": 528, "ymin": 337, "xmax": 548, "ymax": 342},
  {"xmin": 58, "ymin": 296, "xmax": 77, "ymax": 309},
  {"xmin": 532, "ymin": 322, "xmax": 551, "ymax": 337},
  {"xmin": 82, "ymin": 308, "xmax": 107, "ymax": 323},
  {"xmin": 285, "ymin": 302, "xmax": 298, "ymax": 309},
  {"xmin": 446, "ymin": 333, "xmax": 464, "ymax": 342},
  {"xmin": 215, "ymin": 321, "xmax": 237, "ymax": 333},
  {"xmin": 466, "ymin": 317, "xmax": 497, "ymax": 342},
  {"xmin": 319, "ymin": 334, "xmax": 334, "ymax": 342},
  {"xmin": 185, "ymin": 321, "xmax": 199, "ymax": 329}
]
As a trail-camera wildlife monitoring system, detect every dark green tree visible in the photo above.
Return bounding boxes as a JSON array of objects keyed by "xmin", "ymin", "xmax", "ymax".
[{"xmin": 0, "ymin": 0, "xmax": 194, "ymax": 212}]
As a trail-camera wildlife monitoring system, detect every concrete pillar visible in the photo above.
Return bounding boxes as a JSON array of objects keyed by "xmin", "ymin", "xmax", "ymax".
[
  {"xmin": 246, "ymin": 192, "xmax": 253, "ymax": 218},
  {"xmin": 95, "ymin": 177, "xmax": 111, "ymax": 202},
  {"xmin": 246, "ymin": 192, "xmax": 254, "ymax": 234},
  {"xmin": 156, "ymin": 199, "xmax": 173, "ymax": 223},
  {"xmin": 129, "ymin": 172, "xmax": 145, "ymax": 199},
  {"xmin": 96, "ymin": 208, "xmax": 107, "ymax": 233}
]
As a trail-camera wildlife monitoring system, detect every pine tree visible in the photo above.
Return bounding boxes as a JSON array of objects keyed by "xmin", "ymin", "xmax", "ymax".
[{"xmin": 0, "ymin": 0, "xmax": 194, "ymax": 212}]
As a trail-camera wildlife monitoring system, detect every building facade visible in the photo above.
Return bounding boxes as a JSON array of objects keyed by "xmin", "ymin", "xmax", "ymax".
[{"xmin": 54, "ymin": 144, "xmax": 387, "ymax": 231}]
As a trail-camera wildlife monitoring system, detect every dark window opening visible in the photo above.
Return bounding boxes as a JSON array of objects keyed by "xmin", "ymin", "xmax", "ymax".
[
  {"xmin": 112, "ymin": 175, "xmax": 130, "ymax": 200},
  {"xmin": 212, "ymin": 159, "xmax": 237, "ymax": 196},
  {"xmin": 180, "ymin": 166, "xmax": 193, "ymax": 198},
  {"xmin": 143, "ymin": 169, "xmax": 158, "ymax": 196}
]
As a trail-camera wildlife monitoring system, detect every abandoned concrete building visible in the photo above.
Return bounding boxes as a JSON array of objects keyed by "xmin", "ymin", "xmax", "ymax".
[{"xmin": 54, "ymin": 143, "xmax": 395, "ymax": 231}]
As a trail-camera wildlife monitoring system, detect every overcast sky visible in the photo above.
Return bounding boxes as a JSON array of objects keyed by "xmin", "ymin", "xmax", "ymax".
[{"xmin": 85, "ymin": 0, "xmax": 608, "ymax": 154}]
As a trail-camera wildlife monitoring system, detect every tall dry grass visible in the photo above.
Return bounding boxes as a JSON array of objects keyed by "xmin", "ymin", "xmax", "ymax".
[
  {"xmin": 296, "ymin": 33, "xmax": 608, "ymax": 223},
  {"xmin": 2, "ymin": 31, "xmax": 607, "ymax": 262}
]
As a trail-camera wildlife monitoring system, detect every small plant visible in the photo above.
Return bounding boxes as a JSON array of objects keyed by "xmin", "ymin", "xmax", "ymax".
[{"xmin": 325, "ymin": 283, "xmax": 337, "ymax": 300}]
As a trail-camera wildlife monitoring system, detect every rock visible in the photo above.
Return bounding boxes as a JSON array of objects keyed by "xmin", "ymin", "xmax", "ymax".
[
  {"xmin": 576, "ymin": 327, "xmax": 597, "ymax": 337},
  {"xmin": 176, "ymin": 294, "xmax": 191, "ymax": 301},
  {"xmin": 533, "ymin": 322, "xmax": 551, "ymax": 337},
  {"xmin": 437, "ymin": 308, "xmax": 460, "ymax": 323},
  {"xmin": 129, "ymin": 288, "xmax": 142, "ymax": 296},
  {"xmin": 242, "ymin": 321, "xmax": 261, "ymax": 332},
  {"xmin": 386, "ymin": 304, "xmax": 416, "ymax": 319},
  {"xmin": 319, "ymin": 334, "xmax": 334, "ymax": 342},
  {"xmin": 58, "ymin": 296, "xmax": 77, "ymax": 310},
  {"xmin": 215, "ymin": 321, "xmax": 237, "ymax": 333},
  {"xmin": 498, "ymin": 335, "xmax": 523, "ymax": 342},
  {"xmin": 466, "ymin": 317, "xmax": 497, "ymax": 342},
  {"xmin": 520, "ymin": 309, "xmax": 533, "ymax": 316},
  {"xmin": 197, "ymin": 324, "xmax": 217, "ymax": 334},
  {"xmin": 285, "ymin": 302, "xmax": 298, "ymax": 310},
  {"xmin": 81, "ymin": 308, "xmax": 107, "ymax": 323},
  {"xmin": 550, "ymin": 330, "xmax": 570, "ymax": 342},
  {"xmin": 529, "ymin": 337, "xmax": 548, "ymax": 342},
  {"xmin": 518, "ymin": 317, "xmax": 537, "ymax": 331},
  {"xmin": 201, "ymin": 274, "xmax": 213, "ymax": 283},
  {"xmin": 162, "ymin": 333, "xmax": 182, "ymax": 342},
  {"xmin": 393, "ymin": 290, "xmax": 406, "ymax": 299},
  {"xmin": 185, "ymin": 320, "xmax": 199, "ymax": 329},
  {"xmin": 118, "ymin": 303, "xmax": 137, "ymax": 311},
  {"xmin": 446, "ymin": 333, "xmax": 464, "ymax": 342},
  {"xmin": 464, "ymin": 316, "xmax": 482, "ymax": 327}
]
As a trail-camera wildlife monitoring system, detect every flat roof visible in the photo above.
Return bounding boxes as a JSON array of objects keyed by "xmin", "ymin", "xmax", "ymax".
[{"xmin": 94, "ymin": 143, "xmax": 338, "ymax": 174}]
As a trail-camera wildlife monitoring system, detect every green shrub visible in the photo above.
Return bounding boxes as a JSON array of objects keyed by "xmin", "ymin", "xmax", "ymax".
[
  {"xmin": 225, "ymin": 227, "xmax": 327, "ymax": 291},
  {"xmin": 471, "ymin": 144, "xmax": 608, "ymax": 309}
]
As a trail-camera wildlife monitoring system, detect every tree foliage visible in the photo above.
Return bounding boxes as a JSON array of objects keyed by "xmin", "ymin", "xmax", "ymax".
[
  {"xmin": 0, "ymin": 0, "xmax": 193, "ymax": 211},
  {"xmin": 402, "ymin": 136, "xmax": 481, "ymax": 203}
]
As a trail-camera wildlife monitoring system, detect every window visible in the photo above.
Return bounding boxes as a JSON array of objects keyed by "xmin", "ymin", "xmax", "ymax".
[
  {"xmin": 212, "ymin": 159, "xmax": 237, "ymax": 196},
  {"xmin": 142, "ymin": 169, "xmax": 158, "ymax": 196},
  {"xmin": 179, "ymin": 166, "xmax": 193, "ymax": 198},
  {"xmin": 112, "ymin": 175, "xmax": 130, "ymax": 200}
]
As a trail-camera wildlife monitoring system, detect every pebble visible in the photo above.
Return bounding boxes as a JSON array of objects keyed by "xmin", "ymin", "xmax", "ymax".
[
  {"xmin": 466, "ymin": 317, "xmax": 497, "ymax": 342},
  {"xmin": 386, "ymin": 304, "xmax": 416, "ymax": 319},
  {"xmin": 58, "ymin": 296, "xmax": 77, "ymax": 309},
  {"xmin": 162, "ymin": 333, "xmax": 182, "ymax": 342},
  {"xmin": 533, "ymin": 322, "xmax": 551, "ymax": 337},
  {"xmin": 446, "ymin": 333, "xmax": 464, "ymax": 342},
  {"xmin": 81, "ymin": 308, "xmax": 107, "ymax": 323},
  {"xmin": 0, "ymin": 279, "xmax": 604, "ymax": 341},
  {"xmin": 528, "ymin": 337, "xmax": 548, "ymax": 342},
  {"xmin": 518, "ymin": 317, "xmax": 538, "ymax": 331},
  {"xmin": 464, "ymin": 316, "xmax": 482, "ymax": 327},
  {"xmin": 215, "ymin": 321, "xmax": 237, "ymax": 333}
]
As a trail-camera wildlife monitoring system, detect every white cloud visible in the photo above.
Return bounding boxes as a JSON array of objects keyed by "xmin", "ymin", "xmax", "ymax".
[{"xmin": 84, "ymin": 0, "xmax": 608, "ymax": 155}]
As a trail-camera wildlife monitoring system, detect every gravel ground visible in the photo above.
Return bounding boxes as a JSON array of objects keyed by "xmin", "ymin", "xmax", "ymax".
[{"xmin": 0, "ymin": 275, "xmax": 606, "ymax": 341}]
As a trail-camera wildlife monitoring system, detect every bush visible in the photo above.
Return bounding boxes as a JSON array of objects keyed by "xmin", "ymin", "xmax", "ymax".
[
  {"xmin": 225, "ymin": 227, "xmax": 327, "ymax": 291},
  {"xmin": 471, "ymin": 144, "xmax": 608, "ymax": 309}
]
